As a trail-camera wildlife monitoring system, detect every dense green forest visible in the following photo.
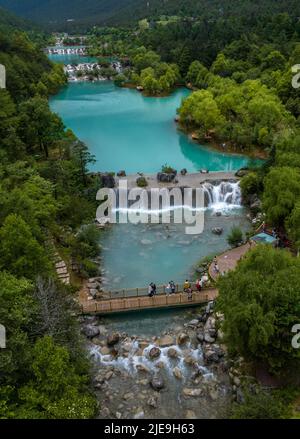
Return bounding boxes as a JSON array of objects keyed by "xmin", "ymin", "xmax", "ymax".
[
  {"xmin": 0, "ymin": 17, "xmax": 100, "ymax": 418},
  {"xmin": 1, "ymin": 0, "xmax": 300, "ymax": 30}
]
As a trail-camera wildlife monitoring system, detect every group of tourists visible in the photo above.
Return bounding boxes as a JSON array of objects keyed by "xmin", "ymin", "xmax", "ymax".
[{"xmin": 147, "ymin": 274, "xmax": 209, "ymax": 300}]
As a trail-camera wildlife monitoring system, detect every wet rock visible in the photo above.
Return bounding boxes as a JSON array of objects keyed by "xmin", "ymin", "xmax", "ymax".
[
  {"xmin": 183, "ymin": 388, "xmax": 202, "ymax": 397},
  {"xmin": 136, "ymin": 364, "xmax": 150, "ymax": 374},
  {"xmin": 157, "ymin": 171, "xmax": 177, "ymax": 183},
  {"xmin": 177, "ymin": 333, "xmax": 189, "ymax": 345},
  {"xmin": 185, "ymin": 410, "xmax": 197, "ymax": 419},
  {"xmin": 181, "ymin": 168, "xmax": 187, "ymax": 175},
  {"xmin": 150, "ymin": 374, "xmax": 165, "ymax": 391},
  {"xmin": 100, "ymin": 173, "xmax": 115, "ymax": 188},
  {"xmin": 209, "ymin": 388, "xmax": 219, "ymax": 401},
  {"xmin": 156, "ymin": 361, "xmax": 165, "ymax": 369},
  {"xmin": 133, "ymin": 408, "xmax": 145, "ymax": 419},
  {"xmin": 158, "ymin": 335, "xmax": 174, "ymax": 347},
  {"xmin": 212, "ymin": 227, "xmax": 223, "ymax": 235},
  {"xmin": 184, "ymin": 355, "xmax": 197, "ymax": 367},
  {"xmin": 123, "ymin": 392, "xmax": 134, "ymax": 401},
  {"xmin": 188, "ymin": 319, "xmax": 199, "ymax": 328},
  {"xmin": 82, "ymin": 325, "xmax": 100, "ymax": 339},
  {"xmin": 235, "ymin": 168, "xmax": 249, "ymax": 178},
  {"xmin": 148, "ymin": 347, "xmax": 161, "ymax": 360},
  {"xmin": 203, "ymin": 345, "xmax": 224, "ymax": 364},
  {"xmin": 115, "ymin": 412, "xmax": 122, "ymax": 419},
  {"xmin": 117, "ymin": 170, "xmax": 126, "ymax": 177},
  {"xmin": 107, "ymin": 333, "xmax": 120, "ymax": 347},
  {"xmin": 167, "ymin": 347, "xmax": 179, "ymax": 358},
  {"xmin": 196, "ymin": 332, "xmax": 204, "ymax": 343},
  {"xmin": 233, "ymin": 376, "xmax": 241, "ymax": 387},
  {"xmin": 204, "ymin": 349, "xmax": 220, "ymax": 364},
  {"xmin": 99, "ymin": 407, "xmax": 111, "ymax": 417},
  {"xmin": 141, "ymin": 239, "xmax": 152, "ymax": 245},
  {"xmin": 173, "ymin": 367, "xmax": 183, "ymax": 380},
  {"xmin": 204, "ymin": 332, "xmax": 216, "ymax": 343},
  {"xmin": 147, "ymin": 396, "xmax": 158, "ymax": 409},
  {"xmin": 100, "ymin": 346, "xmax": 111, "ymax": 355},
  {"xmin": 105, "ymin": 371, "xmax": 114, "ymax": 381}
]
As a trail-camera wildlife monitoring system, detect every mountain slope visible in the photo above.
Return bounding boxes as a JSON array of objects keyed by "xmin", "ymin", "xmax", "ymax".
[
  {"xmin": 0, "ymin": 0, "xmax": 141, "ymax": 25},
  {"xmin": 0, "ymin": 0, "xmax": 300, "ymax": 28}
]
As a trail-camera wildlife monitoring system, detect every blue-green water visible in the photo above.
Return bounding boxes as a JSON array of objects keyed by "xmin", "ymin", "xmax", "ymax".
[
  {"xmin": 101, "ymin": 210, "xmax": 250, "ymax": 289},
  {"xmin": 47, "ymin": 46, "xmax": 97, "ymax": 64},
  {"xmin": 50, "ymin": 81, "xmax": 253, "ymax": 174}
]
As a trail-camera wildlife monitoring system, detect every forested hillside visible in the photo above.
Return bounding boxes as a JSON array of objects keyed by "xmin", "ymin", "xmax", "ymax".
[
  {"xmin": 1, "ymin": 0, "xmax": 300, "ymax": 29},
  {"xmin": 0, "ymin": 21, "xmax": 99, "ymax": 419}
]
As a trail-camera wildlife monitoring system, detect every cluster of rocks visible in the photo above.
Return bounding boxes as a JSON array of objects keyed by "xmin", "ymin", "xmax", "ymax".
[
  {"xmin": 100, "ymin": 173, "xmax": 115, "ymax": 188},
  {"xmin": 157, "ymin": 169, "xmax": 177, "ymax": 183},
  {"xmin": 86, "ymin": 277, "xmax": 103, "ymax": 299},
  {"xmin": 81, "ymin": 307, "xmax": 234, "ymax": 419}
]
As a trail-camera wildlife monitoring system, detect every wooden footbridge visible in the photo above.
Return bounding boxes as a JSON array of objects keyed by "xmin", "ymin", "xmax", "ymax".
[{"xmin": 80, "ymin": 285, "xmax": 218, "ymax": 315}]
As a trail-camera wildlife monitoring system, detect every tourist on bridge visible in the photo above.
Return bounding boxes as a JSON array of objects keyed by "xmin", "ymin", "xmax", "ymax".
[
  {"xmin": 196, "ymin": 279, "xmax": 202, "ymax": 292},
  {"xmin": 183, "ymin": 279, "xmax": 191, "ymax": 292},
  {"xmin": 170, "ymin": 281, "xmax": 176, "ymax": 294},
  {"xmin": 165, "ymin": 282, "xmax": 171, "ymax": 295},
  {"xmin": 148, "ymin": 283, "xmax": 154, "ymax": 297}
]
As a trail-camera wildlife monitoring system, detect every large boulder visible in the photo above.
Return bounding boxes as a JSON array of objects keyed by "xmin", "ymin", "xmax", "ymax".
[
  {"xmin": 173, "ymin": 367, "xmax": 183, "ymax": 380},
  {"xmin": 157, "ymin": 171, "xmax": 177, "ymax": 183},
  {"xmin": 117, "ymin": 170, "xmax": 126, "ymax": 177},
  {"xmin": 158, "ymin": 335, "xmax": 174, "ymax": 347},
  {"xmin": 177, "ymin": 333, "xmax": 189, "ymax": 345},
  {"xmin": 167, "ymin": 347, "xmax": 179, "ymax": 358},
  {"xmin": 100, "ymin": 173, "xmax": 115, "ymax": 188},
  {"xmin": 107, "ymin": 333, "xmax": 120, "ymax": 347},
  {"xmin": 82, "ymin": 325, "xmax": 100, "ymax": 339},
  {"xmin": 148, "ymin": 347, "xmax": 161, "ymax": 360},
  {"xmin": 212, "ymin": 227, "xmax": 223, "ymax": 235},
  {"xmin": 183, "ymin": 388, "xmax": 202, "ymax": 397},
  {"xmin": 150, "ymin": 374, "xmax": 165, "ymax": 391}
]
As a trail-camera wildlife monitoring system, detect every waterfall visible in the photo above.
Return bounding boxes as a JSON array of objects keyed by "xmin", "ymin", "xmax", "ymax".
[{"xmin": 203, "ymin": 181, "xmax": 242, "ymax": 210}]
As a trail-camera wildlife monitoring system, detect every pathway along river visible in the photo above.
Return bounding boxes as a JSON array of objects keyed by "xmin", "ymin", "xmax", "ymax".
[{"xmin": 50, "ymin": 65, "xmax": 253, "ymax": 418}]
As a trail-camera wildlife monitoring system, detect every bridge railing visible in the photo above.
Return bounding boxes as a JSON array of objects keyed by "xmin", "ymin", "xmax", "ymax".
[
  {"xmin": 81, "ymin": 289, "xmax": 216, "ymax": 314},
  {"xmin": 97, "ymin": 282, "xmax": 209, "ymax": 300}
]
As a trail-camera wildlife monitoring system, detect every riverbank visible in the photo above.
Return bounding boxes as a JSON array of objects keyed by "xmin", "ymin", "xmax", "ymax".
[{"xmin": 176, "ymin": 124, "xmax": 268, "ymax": 162}]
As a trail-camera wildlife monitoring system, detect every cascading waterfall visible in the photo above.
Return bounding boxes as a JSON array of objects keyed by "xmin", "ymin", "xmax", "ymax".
[
  {"xmin": 203, "ymin": 181, "xmax": 242, "ymax": 210},
  {"xmin": 112, "ymin": 180, "xmax": 242, "ymax": 216},
  {"xmin": 89, "ymin": 342, "xmax": 214, "ymax": 381}
]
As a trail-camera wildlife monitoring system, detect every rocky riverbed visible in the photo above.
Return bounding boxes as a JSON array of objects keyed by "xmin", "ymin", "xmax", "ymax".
[{"xmin": 80, "ymin": 305, "xmax": 245, "ymax": 419}]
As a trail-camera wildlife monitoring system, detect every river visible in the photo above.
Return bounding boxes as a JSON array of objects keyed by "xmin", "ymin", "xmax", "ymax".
[{"xmin": 50, "ymin": 54, "xmax": 251, "ymax": 418}]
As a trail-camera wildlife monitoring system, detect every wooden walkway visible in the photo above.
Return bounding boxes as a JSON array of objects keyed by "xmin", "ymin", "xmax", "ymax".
[
  {"xmin": 80, "ymin": 288, "xmax": 218, "ymax": 315},
  {"xmin": 209, "ymin": 242, "xmax": 251, "ymax": 280}
]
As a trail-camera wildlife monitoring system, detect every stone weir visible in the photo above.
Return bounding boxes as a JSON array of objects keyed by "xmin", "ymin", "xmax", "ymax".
[{"xmin": 115, "ymin": 171, "xmax": 239, "ymax": 191}]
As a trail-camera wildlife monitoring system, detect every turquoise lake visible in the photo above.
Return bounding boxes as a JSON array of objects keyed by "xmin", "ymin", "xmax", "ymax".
[
  {"xmin": 50, "ymin": 81, "xmax": 253, "ymax": 174},
  {"xmin": 50, "ymin": 78, "xmax": 252, "ymax": 289}
]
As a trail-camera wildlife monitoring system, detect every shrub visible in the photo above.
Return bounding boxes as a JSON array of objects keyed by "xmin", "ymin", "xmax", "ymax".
[
  {"xmin": 161, "ymin": 164, "xmax": 176, "ymax": 174},
  {"xmin": 136, "ymin": 176, "xmax": 148, "ymax": 187},
  {"xmin": 227, "ymin": 226, "xmax": 243, "ymax": 247},
  {"xmin": 231, "ymin": 390, "xmax": 290, "ymax": 419}
]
